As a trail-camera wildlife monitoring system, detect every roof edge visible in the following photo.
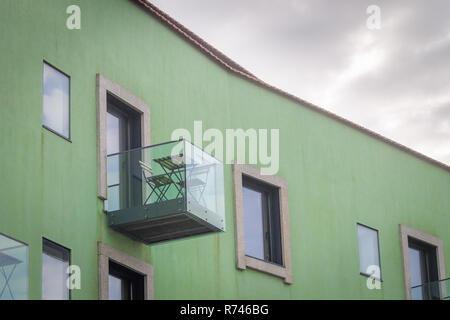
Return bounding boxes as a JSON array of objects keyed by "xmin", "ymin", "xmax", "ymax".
[{"xmin": 134, "ymin": 0, "xmax": 450, "ymax": 173}]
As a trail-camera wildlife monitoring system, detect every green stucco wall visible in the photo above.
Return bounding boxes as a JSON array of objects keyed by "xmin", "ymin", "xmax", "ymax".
[{"xmin": 0, "ymin": 0, "xmax": 449, "ymax": 300}]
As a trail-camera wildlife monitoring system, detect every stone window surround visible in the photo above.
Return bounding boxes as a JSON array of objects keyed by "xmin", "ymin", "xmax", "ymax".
[
  {"xmin": 96, "ymin": 73, "xmax": 151, "ymax": 201},
  {"xmin": 399, "ymin": 224, "xmax": 446, "ymax": 300},
  {"xmin": 98, "ymin": 242, "xmax": 154, "ymax": 300},
  {"xmin": 232, "ymin": 163, "xmax": 292, "ymax": 284}
]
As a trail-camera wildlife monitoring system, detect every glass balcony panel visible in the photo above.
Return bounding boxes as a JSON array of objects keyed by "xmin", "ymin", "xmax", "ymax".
[
  {"xmin": 411, "ymin": 278, "xmax": 450, "ymax": 300},
  {"xmin": 184, "ymin": 141, "xmax": 225, "ymax": 231},
  {"xmin": 443, "ymin": 278, "xmax": 450, "ymax": 300},
  {"xmin": 106, "ymin": 140, "xmax": 225, "ymax": 244},
  {"xmin": 107, "ymin": 184, "xmax": 120, "ymax": 212},
  {"xmin": 0, "ymin": 234, "xmax": 28, "ymax": 300},
  {"xmin": 411, "ymin": 285, "xmax": 423, "ymax": 300}
]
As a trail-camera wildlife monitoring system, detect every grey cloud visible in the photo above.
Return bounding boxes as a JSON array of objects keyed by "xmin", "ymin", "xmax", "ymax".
[{"xmin": 149, "ymin": 0, "xmax": 450, "ymax": 165}]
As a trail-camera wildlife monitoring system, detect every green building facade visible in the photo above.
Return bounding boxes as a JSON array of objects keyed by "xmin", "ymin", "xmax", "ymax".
[{"xmin": 0, "ymin": 0, "xmax": 449, "ymax": 300}]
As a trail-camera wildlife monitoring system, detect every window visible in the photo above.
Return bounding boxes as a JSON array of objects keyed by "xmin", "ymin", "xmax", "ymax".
[
  {"xmin": 399, "ymin": 224, "xmax": 446, "ymax": 300},
  {"xmin": 233, "ymin": 163, "xmax": 292, "ymax": 284},
  {"xmin": 0, "ymin": 233, "xmax": 28, "ymax": 300},
  {"xmin": 98, "ymin": 242, "xmax": 154, "ymax": 300},
  {"xmin": 108, "ymin": 261, "xmax": 144, "ymax": 300},
  {"xmin": 96, "ymin": 74, "xmax": 150, "ymax": 202},
  {"xmin": 42, "ymin": 62, "xmax": 70, "ymax": 139},
  {"xmin": 243, "ymin": 177, "xmax": 282, "ymax": 265},
  {"xmin": 357, "ymin": 223, "xmax": 381, "ymax": 280},
  {"xmin": 42, "ymin": 239, "xmax": 70, "ymax": 300},
  {"xmin": 409, "ymin": 239, "xmax": 439, "ymax": 299}
]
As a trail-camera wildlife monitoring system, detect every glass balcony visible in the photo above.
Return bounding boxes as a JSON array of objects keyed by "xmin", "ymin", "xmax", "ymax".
[
  {"xmin": 411, "ymin": 278, "xmax": 450, "ymax": 300},
  {"xmin": 106, "ymin": 139, "xmax": 225, "ymax": 244}
]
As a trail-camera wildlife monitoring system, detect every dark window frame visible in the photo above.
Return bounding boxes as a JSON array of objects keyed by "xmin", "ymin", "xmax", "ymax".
[
  {"xmin": 408, "ymin": 237, "xmax": 439, "ymax": 285},
  {"xmin": 42, "ymin": 237, "xmax": 71, "ymax": 300},
  {"xmin": 357, "ymin": 223, "xmax": 383, "ymax": 282},
  {"xmin": 242, "ymin": 175, "xmax": 283, "ymax": 266},
  {"xmin": 42, "ymin": 60, "xmax": 72, "ymax": 142}
]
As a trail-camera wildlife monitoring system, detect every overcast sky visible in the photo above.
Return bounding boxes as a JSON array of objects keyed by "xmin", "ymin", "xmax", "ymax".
[{"xmin": 150, "ymin": 0, "xmax": 450, "ymax": 166}]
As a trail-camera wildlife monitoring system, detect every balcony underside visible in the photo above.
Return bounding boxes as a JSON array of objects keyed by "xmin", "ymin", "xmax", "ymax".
[{"xmin": 108, "ymin": 199, "xmax": 222, "ymax": 244}]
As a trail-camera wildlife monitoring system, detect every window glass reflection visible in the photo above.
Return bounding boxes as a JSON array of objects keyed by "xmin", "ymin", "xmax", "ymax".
[
  {"xmin": 108, "ymin": 275, "xmax": 123, "ymax": 300},
  {"xmin": 409, "ymin": 247, "xmax": 424, "ymax": 287},
  {"xmin": 42, "ymin": 63, "xmax": 70, "ymax": 138},
  {"xmin": 243, "ymin": 186, "xmax": 265, "ymax": 260},
  {"xmin": 357, "ymin": 224, "xmax": 381, "ymax": 278},
  {"xmin": 42, "ymin": 239, "xmax": 70, "ymax": 300},
  {"xmin": 0, "ymin": 233, "xmax": 28, "ymax": 300}
]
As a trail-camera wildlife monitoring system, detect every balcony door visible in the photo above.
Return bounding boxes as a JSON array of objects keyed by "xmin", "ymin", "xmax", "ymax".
[
  {"xmin": 107, "ymin": 95, "xmax": 141, "ymax": 211},
  {"xmin": 409, "ymin": 238, "xmax": 439, "ymax": 299}
]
